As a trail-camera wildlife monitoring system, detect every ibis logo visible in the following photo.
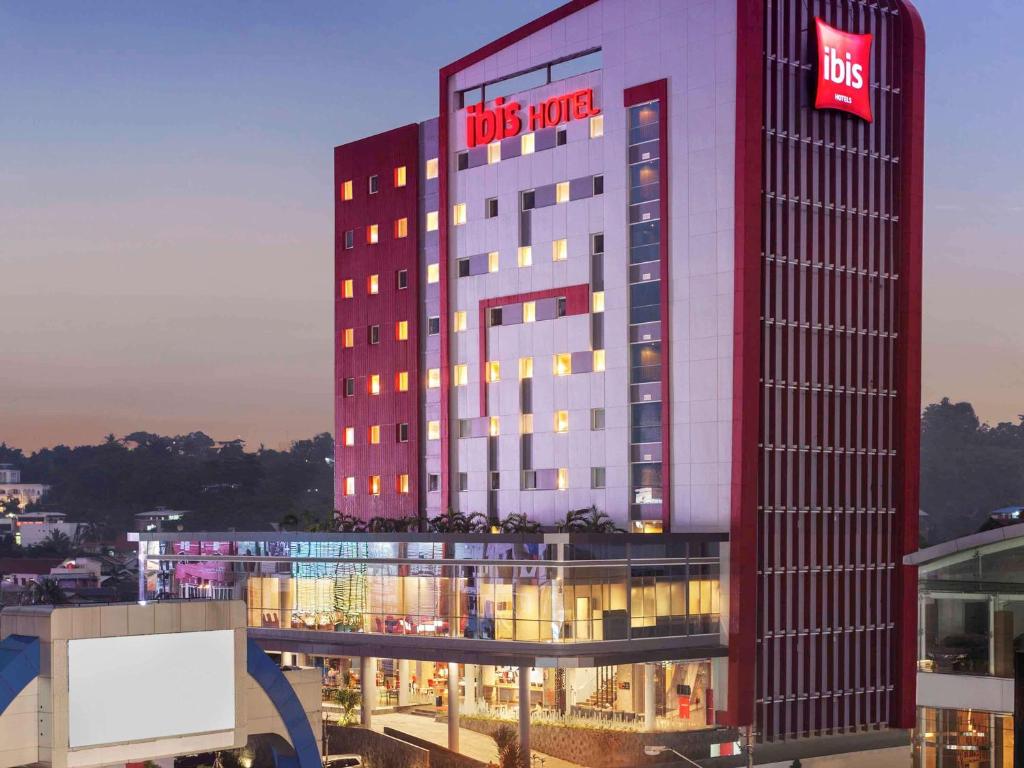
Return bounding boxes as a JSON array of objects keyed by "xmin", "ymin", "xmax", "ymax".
[{"xmin": 814, "ymin": 18, "xmax": 873, "ymax": 122}]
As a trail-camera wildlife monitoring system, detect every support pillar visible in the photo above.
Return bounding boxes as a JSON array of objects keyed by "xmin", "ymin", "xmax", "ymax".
[
  {"xmin": 463, "ymin": 664, "xmax": 477, "ymax": 713},
  {"xmin": 360, "ymin": 656, "xmax": 376, "ymax": 727},
  {"xmin": 448, "ymin": 662, "xmax": 460, "ymax": 752},
  {"xmin": 417, "ymin": 659, "xmax": 429, "ymax": 699},
  {"xmin": 518, "ymin": 666, "xmax": 531, "ymax": 760},
  {"xmin": 644, "ymin": 663, "xmax": 657, "ymax": 732},
  {"xmin": 398, "ymin": 658, "xmax": 410, "ymax": 707}
]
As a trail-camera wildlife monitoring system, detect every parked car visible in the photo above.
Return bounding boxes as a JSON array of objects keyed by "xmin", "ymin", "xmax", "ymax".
[
  {"xmin": 978, "ymin": 506, "xmax": 1024, "ymax": 532},
  {"xmin": 324, "ymin": 755, "xmax": 363, "ymax": 768}
]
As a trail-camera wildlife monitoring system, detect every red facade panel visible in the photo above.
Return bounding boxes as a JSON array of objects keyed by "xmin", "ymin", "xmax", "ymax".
[{"xmin": 334, "ymin": 124, "xmax": 422, "ymax": 520}]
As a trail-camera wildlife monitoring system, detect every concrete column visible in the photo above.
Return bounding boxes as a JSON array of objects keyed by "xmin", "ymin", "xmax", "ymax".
[
  {"xmin": 398, "ymin": 658, "xmax": 411, "ymax": 707},
  {"xmin": 447, "ymin": 662, "xmax": 460, "ymax": 752},
  {"xmin": 644, "ymin": 663, "xmax": 657, "ymax": 732},
  {"xmin": 360, "ymin": 656, "xmax": 376, "ymax": 727},
  {"xmin": 463, "ymin": 664, "xmax": 477, "ymax": 713},
  {"xmin": 518, "ymin": 666, "xmax": 531, "ymax": 760},
  {"xmin": 565, "ymin": 667, "xmax": 575, "ymax": 713},
  {"xmin": 417, "ymin": 659, "xmax": 429, "ymax": 698}
]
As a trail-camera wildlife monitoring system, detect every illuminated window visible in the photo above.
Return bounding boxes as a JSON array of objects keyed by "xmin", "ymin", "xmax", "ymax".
[
  {"xmin": 489, "ymin": 417, "xmax": 500, "ymax": 437},
  {"xmin": 552, "ymin": 238, "xmax": 568, "ymax": 262},
  {"xmin": 486, "ymin": 360, "xmax": 500, "ymax": 383},
  {"xmin": 488, "ymin": 251, "xmax": 499, "ymax": 273},
  {"xmin": 453, "ymin": 311, "xmax": 467, "ymax": 332},
  {"xmin": 341, "ymin": 180, "xmax": 353, "ymax": 201},
  {"xmin": 369, "ymin": 425, "xmax": 381, "ymax": 444},
  {"xmin": 555, "ymin": 410, "xmax": 570, "ymax": 433},
  {"xmin": 521, "ymin": 132, "xmax": 535, "ymax": 155},
  {"xmin": 589, "ymin": 114, "xmax": 604, "ymax": 138},
  {"xmin": 395, "ymin": 217, "xmax": 408, "ymax": 238},
  {"xmin": 556, "ymin": 181, "xmax": 570, "ymax": 204},
  {"xmin": 427, "ymin": 368, "xmax": 441, "ymax": 388},
  {"xmin": 368, "ymin": 475, "xmax": 381, "ymax": 495},
  {"xmin": 453, "ymin": 203, "xmax": 467, "ymax": 226},
  {"xmin": 519, "ymin": 357, "xmax": 533, "ymax": 379},
  {"xmin": 592, "ymin": 291, "xmax": 605, "ymax": 313},
  {"xmin": 343, "ymin": 476, "xmax": 355, "ymax": 496},
  {"xmin": 522, "ymin": 301, "xmax": 536, "ymax": 323},
  {"xmin": 368, "ymin": 175, "xmax": 379, "ymax": 194},
  {"xmin": 343, "ymin": 427, "xmax": 355, "ymax": 447},
  {"xmin": 557, "ymin": 468, "xmax": 569, "ymax": 491},
  {"xmin": 593, "ymin": 349, "xmax": 606, "ymax": 372},
  {"xmin": 426, "ymin": 210, "xmax": 439, "ymax": 231},
  {"xmin": 426, "ymin": 157, "xmax": 438, "ymax": 179},
  {"xmin": 453, "ymin": 364, "xmax": 468, "ymax": 386},
  {"xmin": 368, "ymin": 274, "xmax": 379, "ymax": 294},
  {"xmin": 427, "ymin": 263, "xmax": 440, "ymax": 283},
  {"xmin": 427, "ymin": 420, "xmax": 440, "ymax": 440},
  {"xmin": 487, "ymin": 141, "xmax": 501, "ymax": 164},
  {"xmin": 554, "ymin": 353, "xmax": 572, "ymax": 376},
  {"xmin": 396, "ymin": 371, "xmax": 409, "ymax": 391},
  {"xmin": 397, "ymin": 474, "xmax": 410, "ymax": 494},
  {"xmin": 520, "ymin": 414, "xmax": 533, "ymax": 434},
  {"xmin": 342, "ymin": 328, "xmax": 354, "ymax": 348},
  {"xmin": 396, "ymin": 321, "xmax": 409, "ymax": 341},
  {"xmin": 369, "ymin": 374, "xmax": 381, "ymax": 395},
  {"xmin": 517, "ymin": 246, "xmax": 532, "ymax": 267},
  {"xmin": 367, "ymin": 224, "xmax": 379, "ymax": 244},
  {"xmin": 342, "ymin": 279, "xmax": 354, "ymax": 299},
  {"xmin": 394, "ymin": 166, "xmax": 407, "ymax": 187}
]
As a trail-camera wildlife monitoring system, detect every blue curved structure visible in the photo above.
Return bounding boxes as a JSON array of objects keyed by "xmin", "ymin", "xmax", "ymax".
[
  {"xmin": 0, "ymin": 635, "xmax": 40, "ymax": 717},
  {"xmin": 246, "ymin": 638, "xmax": 322, "ymax": 768}
]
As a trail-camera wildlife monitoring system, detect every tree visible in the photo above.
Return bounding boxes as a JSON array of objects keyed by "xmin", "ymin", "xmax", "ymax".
[
  {"xmin": 491, "ymin": 724, "xmax": 526, "ymax": 768},
  {"xmin": 21, "ymin": 578, "xmax": 68, "ymax": 606},
  {"xmin": 498, "ymin": 513, "xmax": 540, "ymax": 533},
  {"xmin": 35, "ymin": 530, "xmax": 73, "ymax": 557}
]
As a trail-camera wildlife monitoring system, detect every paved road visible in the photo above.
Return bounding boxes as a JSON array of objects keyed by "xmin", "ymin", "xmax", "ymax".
[{"xmin": 372, "ymin": 711, "xmax": 585, "ymax": 768}]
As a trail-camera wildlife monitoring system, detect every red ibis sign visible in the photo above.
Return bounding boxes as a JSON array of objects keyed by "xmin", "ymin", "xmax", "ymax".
[
  {"xmin": 814, "ymin": 18, "xmax": 873, "ymax": 122},
  {"xmin": 466, "ymin": 88, "xmax": 600, "ymax": 148}
]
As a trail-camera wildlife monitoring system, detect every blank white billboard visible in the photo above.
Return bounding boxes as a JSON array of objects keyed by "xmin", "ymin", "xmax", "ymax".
[{"xmin": 68, "ymin": 629, "xmax": 236, "ymax": 748}]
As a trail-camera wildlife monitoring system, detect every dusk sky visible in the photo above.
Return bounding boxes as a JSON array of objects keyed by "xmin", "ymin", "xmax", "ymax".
[{"xmin": 2, "ymin": 0, "xmax": 1021, "ymax": 452}]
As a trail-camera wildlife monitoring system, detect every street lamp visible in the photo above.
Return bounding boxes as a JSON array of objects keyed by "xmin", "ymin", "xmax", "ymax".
[{"xmin": 643, "ymin": 745, "xmax": 705, "ymax": 767}]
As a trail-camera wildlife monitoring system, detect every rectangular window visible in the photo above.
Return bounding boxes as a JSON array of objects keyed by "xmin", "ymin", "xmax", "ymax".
[
  {"xmin": 453, "ymin": 203, "xmax": 467, "ymax": 226},
  {"xmin": 521, "ymin": 190, "xmax": 535, "ymax": 210},
  {"xmin": 396, "ymin": 320, "xmax": 409, "ymax": 341},
  {"xmin": 556, "ymin": 468, "xmax": 569, "ymax": 490},
  {"xmin": 520, "ymin": 413, "xmax": 533, "ymax": 434},
  {"xmin": 394, "ymin": 166, "xmax": 407, "ymax": 187},
  {"xmin": 519, "ymin": 357, "xmax": 533, "ymax": 379},
  {"xmin": 593, "ymin": 174, "xmax": 604, "ymax": 195},
  {"xmin": 397, "ymin": 269, "xmax": 408, "ymax": 289},
  {"xmin": 428, "ymin": 316, "xmax": 440, "ymax": 335},
  {"xmin": 517, "ymin": 246, "xmax": 532, "ymax": 267},
  {"xmin": 487, "ymin": 141, "xmax": 501, "ymax": 165},
  {"xmin": 368, "ymin": 425, "xmax": 381, "ymax": 445},
  {"xmin": 426, "ymin": 157, "xmax": 438, "ymax": 179},
  {"xmin": 490, "ymin": 471, "xmax": 500, "ymax": 491},
  {"xmin": 453, "ymin": 311, "xmax": 467, "ymax": 332},
  {"xmin": 556, "ymin": 297, "xmax": 567, "ymax": 317},
  {"xmin": 592, "ymin": 291, "xmax": 605, "ymax": 313},
  {"xmin": 342, "ymin": 328, "xmax": 354, "ymax": 348},
  {"xmin": 426, "ymin": 211, "xmax": 439, "ymax": 231},
  {"xmin": 485, "ymin": 197, "xmax": 498, "ymax": 218},
  {"xmin": 591, "ymin": 408, "xmax": 605, "ymax": 431},
  {"xmin": 555, "ymin": 182, "xmax": 570, "ymax": 204},
  {"xmin": 522, "ymin": 470, "xmax": 537, "ymax": 490},
  {"xmin": 367, "ymin": 224, "xmax": 379, "ymax": 244},
  {"xmin": 368, "ymin": 475, "xmax": 381, "ymax": 495},
  {"xmin": 341, "ymin": 180, "xmax": 353, "ymax": 201},
  {"xmin": 344, "ymin": 377, "xmax": 355, "ymax": 397},
  {"xmin": 589, "ymin": 114, "xmax": 604, "ymax": 138},
  {"xmin": 489, "ymin": 416, "xmax": 500, "ymax": 437},
  {"xmin": 368, "ymin": 325, "xmax": 380, "ymax": 345},
  {"xmin": 343, "ymin": 476, "xmax": 355, "ymax": 496},
  {"xmin": 521, "ymin": 133, "xmax": 535, "ymax": 155},
  {"xmin": 552, "ymin": 238, "xmax": 568, "ymax": 261},
  {"xmin": 592, "ymin": 232, "xmax": 605, "ymax": 254},
  {"xmin": 554, "ymin": 353, "xmax": 572, "ymax": 376},
  {"xmin": 593, "ymin": 349, "xmax": 606, "ymax": 372},
  {"xmin": 368, "ymin": 374, "xmax": 381, "ymax": 395},
  {"xmin": 591, "ymin": 467, "xmax": 606, "ymax": 489},
  {"xmin": 427, "ymin": 368, "xmax": 441, "ymax": 388},
  {"xmin": 427, "ymin": 263, "xmax": 440, "ymax": 283},
  {"xmin": 427, "ymin": 420, "xmax": 440, "ymax": 440},
  {"xmin": 397, "ymin": 474, "xmax": 410, "ymax": 494},
  {"xmin": 396, "ymin": 371, "xmax": 409, "ymax": 391},
  {"xmin": 489, "ymin": 307, "xmax": 502, "ymax": 326},
  {"xmin": 457, "ymin": 258, "xmax": 470, "ymax": 278},
  {"xmin": 555, "ymin": 410, "xmax": 569, "ymax": 433},
  {"xmin": 458, "ymin": 419, "xmax": 473, "ymax": 439},
  {"xmin": 394, "ymin": 218, "xmax": 408, "ymax": 238},
  {"xmin": 397, "ymin": 423, "xmax": 409, "ymax": 443},
  {"xmin": 457, "ymin": 152, "xmax": 469, "ymax": 171},
  {"xmin": 427, "ymin": 474, "xmax": 440, "ymax": 492},
  {"xmin": 486, "ymin": 361, "xmax": 500, "ymax": 383},
  {"xmin": 453, "ymin": 364, "xmax": 468, "ymax": 386},
  {"xmin": 556, "ymin": 128, "xmax": 567, "ymax": 146},
  {"xmin": 343, "ymin": 427, "xmax": 355, "ymax": 447},
  {"xmin": 368, "ymin": 175, "xmax": 379, "ymax": 194},
  {"xmin": 522, "ymin": 301, "xmax": 536, "ymax": 323},
  {"xmin": 342, "ymin": 279, "xmax": 354, "ymax": 299},
  {"xmin": 344, "ymin": 229, "xmax": 354, "ymax": 249},
  {"xmin": 458, "ymin": 473, "xmax": 468, "ymax": 492},
  {"xmin": 368, "ymin": 274, "xmax": 379, "ymax": 295},
  {"xmin": 488, "ymin": 251, "xmax": 499, "ymax": 273}
]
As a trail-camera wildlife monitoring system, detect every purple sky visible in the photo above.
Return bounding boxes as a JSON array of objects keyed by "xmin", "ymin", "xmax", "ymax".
[{"xmin": 1, "ymin": 0, "xmax": 1020, "ymax": 452}]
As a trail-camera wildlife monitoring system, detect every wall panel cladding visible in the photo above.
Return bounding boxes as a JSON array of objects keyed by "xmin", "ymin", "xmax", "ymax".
[
  {"xmin": 334, "ymin": 124, "xmax": 422, "ymax": 520},
  {"xmin": 754, "ymin": 0, "xmax": 921, "ymax": 742}
]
